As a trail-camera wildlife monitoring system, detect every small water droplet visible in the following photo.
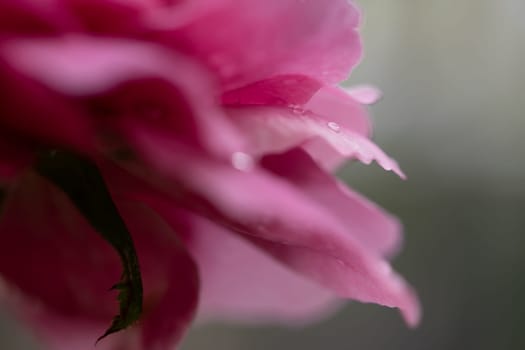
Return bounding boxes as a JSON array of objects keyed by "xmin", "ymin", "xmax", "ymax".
[
  {"xmin": 288, "ymin": 104, "xmax": 305, "ymax": 115},
  {"xmin": 335, "ymin": 258, "xmax": 345, "ymax": 267},
  {"xmin": 231, "ymin": 152, "xmax": 255, "ymax": 171},
  {"xmin": 327, "ymin": 121, "xmax": 341, "ymax": 132}
]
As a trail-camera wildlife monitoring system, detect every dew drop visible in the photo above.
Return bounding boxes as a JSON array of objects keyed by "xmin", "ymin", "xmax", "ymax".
[
  {"xmin": 288, "ymin": 104, "xmax": 305, "ymax": 115},
  {"xmin": 327, "ymin": 121, "xmax": 341, "ymax": 132},
  {"xmin": 231, "ymin": 152, "xmax": 255, "ymax": 171}
]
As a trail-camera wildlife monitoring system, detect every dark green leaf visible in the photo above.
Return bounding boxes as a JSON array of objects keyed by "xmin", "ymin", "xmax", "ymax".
[{"xmin": 35, "ymin": 150, "xmax": 143, "ymax": 341}]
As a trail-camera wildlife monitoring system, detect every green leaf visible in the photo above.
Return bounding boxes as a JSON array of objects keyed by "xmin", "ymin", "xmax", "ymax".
[{"xmin": 35, "ymin": 150, "xmax": 143, "ymax": 341}]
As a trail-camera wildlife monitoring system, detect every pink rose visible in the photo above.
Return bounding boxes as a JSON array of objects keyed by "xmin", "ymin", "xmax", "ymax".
[{"xmin": 0, "ymin": 1, "xmax": 420, "ymax": 349}]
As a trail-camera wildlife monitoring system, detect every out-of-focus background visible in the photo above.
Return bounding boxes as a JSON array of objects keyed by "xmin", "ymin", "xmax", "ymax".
[{"xmin": 1, "ymin": 0, "xmax": 524, "ymax": 349}]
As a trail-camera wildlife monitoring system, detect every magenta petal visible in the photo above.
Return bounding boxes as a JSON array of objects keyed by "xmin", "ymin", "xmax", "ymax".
[
  {"xmin": 127, "ymin": 130, "xmax": 421, "ymax": 327},
  {"xmin": 222, "ymin": 75, "xmax": 323, "ymax": 107},
  {"xmin": 0, "ymin": 173, "xmax": 122, "ymax": 321},
  {"xmin": 0, "ymin": 135, "xmax": 33, "ymax": 181},
  {"xmin": 0, "ymin": 60, "xmax": 94, "ymax": 152},
  {"xmin": 261, "ymin": 148, "xmax": 402, "ymax": 257},
  {"xmin": 169, "ymin": 0, "xmax": 361, "ymax": 88},
  {"xmin": 227, "ymin": 106, "xmax": 405, "ymax": 176},
  {"xmin": 113, "ymin": 202, "xmax": 199, "ymax": 350}
]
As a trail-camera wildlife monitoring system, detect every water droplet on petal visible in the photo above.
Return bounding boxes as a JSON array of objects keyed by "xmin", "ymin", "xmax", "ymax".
[
  {"xmin": 288, "ymin": 104, "xmax": 305, "ymax": 115},
  {"xmin": 231, "ymin": 152, "xmax": 255, "ymax": 171},
  {"xmin": 327, "ymin": 121, "xmax": 341, "ymax": 133}
]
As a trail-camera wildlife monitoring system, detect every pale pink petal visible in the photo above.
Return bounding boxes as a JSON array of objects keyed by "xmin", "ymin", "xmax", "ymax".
[
  {"xmin": 227, "ymin": 106, "xmax": 405, "ymax": 177},
  {"xmin": 303, "ymin": 86, "xmax": 371, "ymax": 136},
  {"xmin": 172, "ymin": 213, "xmax": 338, "ymax": 325},
  {"xmin": 167, "ymin": 0, "xmax": 361, "ymax": 88},
  {"xmin": 122, "ymin": 128, "xmax": 420, "ymax": 327},
  {"xmin": 1, "ymin": 36, "xmax": 245, "ymax": 157},
  {"xmin": 345, "ymin": 85, "xmax": 383, "ymax": 105},
  {"xmin": 261, "ymin": 148, "xmax": 402, "ymax": 257}
]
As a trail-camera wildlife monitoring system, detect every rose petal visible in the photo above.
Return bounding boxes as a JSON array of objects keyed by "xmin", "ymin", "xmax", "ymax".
[
  {"xmin": 261, "ymin": 148, "xmax": 402, "ymax": 257},
  {"xmin": 345, "ymin": 85, "xmax": 383, "ymax": 105},
  {"xmin": 167, "ymin": 0, "xmax": 361, "ymax": 88},
  {"xmin": 227, "ymin": 106, "xmax": 405, "ymax": 177},
  {"xmin": 0, "ymin": 134, "xmax": 33, "ymax": 181},
  {"xmin": 100, "ymin": 160, "xmax": 338, "ymax": 325},
  {"xmin": 0, "ymin": 173, "xmax": 122, "ymax": 321},
  {"xmin": 123, "ymin": 128, "xmax": 420, "ymax": 327},
  {"xmin": 303, "ymin": 85, "xmax": 371, "ymax": 136},
  {"xmin": 0, "ymin": 59, "xmax": 94, "ymax": 152},
  {"xmin": 0, "ymin": 0, "xmax": 77, "ymax": 34},
  {"xmin": 170, "ymin": 212, "xmax": 338, "ymax": 325},
  {"xmin": 113, "ymin": 202, "xmax": 199, "ymax": 350}
]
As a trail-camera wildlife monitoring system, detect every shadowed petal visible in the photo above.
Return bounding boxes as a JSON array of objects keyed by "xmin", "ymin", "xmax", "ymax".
[
  {"xmin": 0, "ymin": 173, "xmax": 199, "ymax": 350},
  {"xmin": 1, "ymin": 36, "xmax": 245, "ymax": 158}
]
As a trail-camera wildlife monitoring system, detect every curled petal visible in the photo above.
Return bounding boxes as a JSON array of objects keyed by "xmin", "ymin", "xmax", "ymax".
[
  {"xmin": 227, "ymin": 106, "xmax": 404, "ymax": 177},
  {"xmin": 123, "ymin": 129, "xmax": 420, "ymax": 327},
  {"xmin": 261, "ymin": 148, "xmax": 402, "ymax": 257},
  {"xmin": 345, "ymin": 85, "xmax": 383, "ymax": 105},
  {"xmin": 1, "ymin": 36, "xmax": 245, "ymax": 157}
]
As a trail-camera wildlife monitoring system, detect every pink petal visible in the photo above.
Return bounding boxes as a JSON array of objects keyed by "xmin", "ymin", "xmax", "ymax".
[
  {"xmin": 1, "ymin": 36, "xmax": 245, "ymax": 158},
  {"xmin": 261, "ymin": 148, "xmax": 402, "ymax": 257},
  {"xmin": 167, "ymin": 0, "xmax": 362, "ymax": 88},
  {"xmin": 170, "ymin": 212, "xmax": 339, "ymax": 325},
  {"xmin": 99, "ymin": 160, "xmax": 338, "ymax": 325},
  {"xmin": 345, "ymin": 85, "xmax": 383, "ymax": 105},
  {"xmin": 227, "ymin": 106, "xmax": 405, "ymax": 177},
  {"xmin": 0, "ymin": 173, "xmax": 199, "ymax": 349},
  {"xmin": 303, "ymin": 86, "xmax": 371, "ymax": 136},
  {"xmin": 123, "ymin": 128, "xmax": 420, "ymax": 327}
]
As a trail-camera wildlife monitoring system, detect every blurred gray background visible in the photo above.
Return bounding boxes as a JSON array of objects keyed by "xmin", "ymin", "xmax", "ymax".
[{"xmin": 2, "ymin": 0, "xmax": 524, "ymax": 349}]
